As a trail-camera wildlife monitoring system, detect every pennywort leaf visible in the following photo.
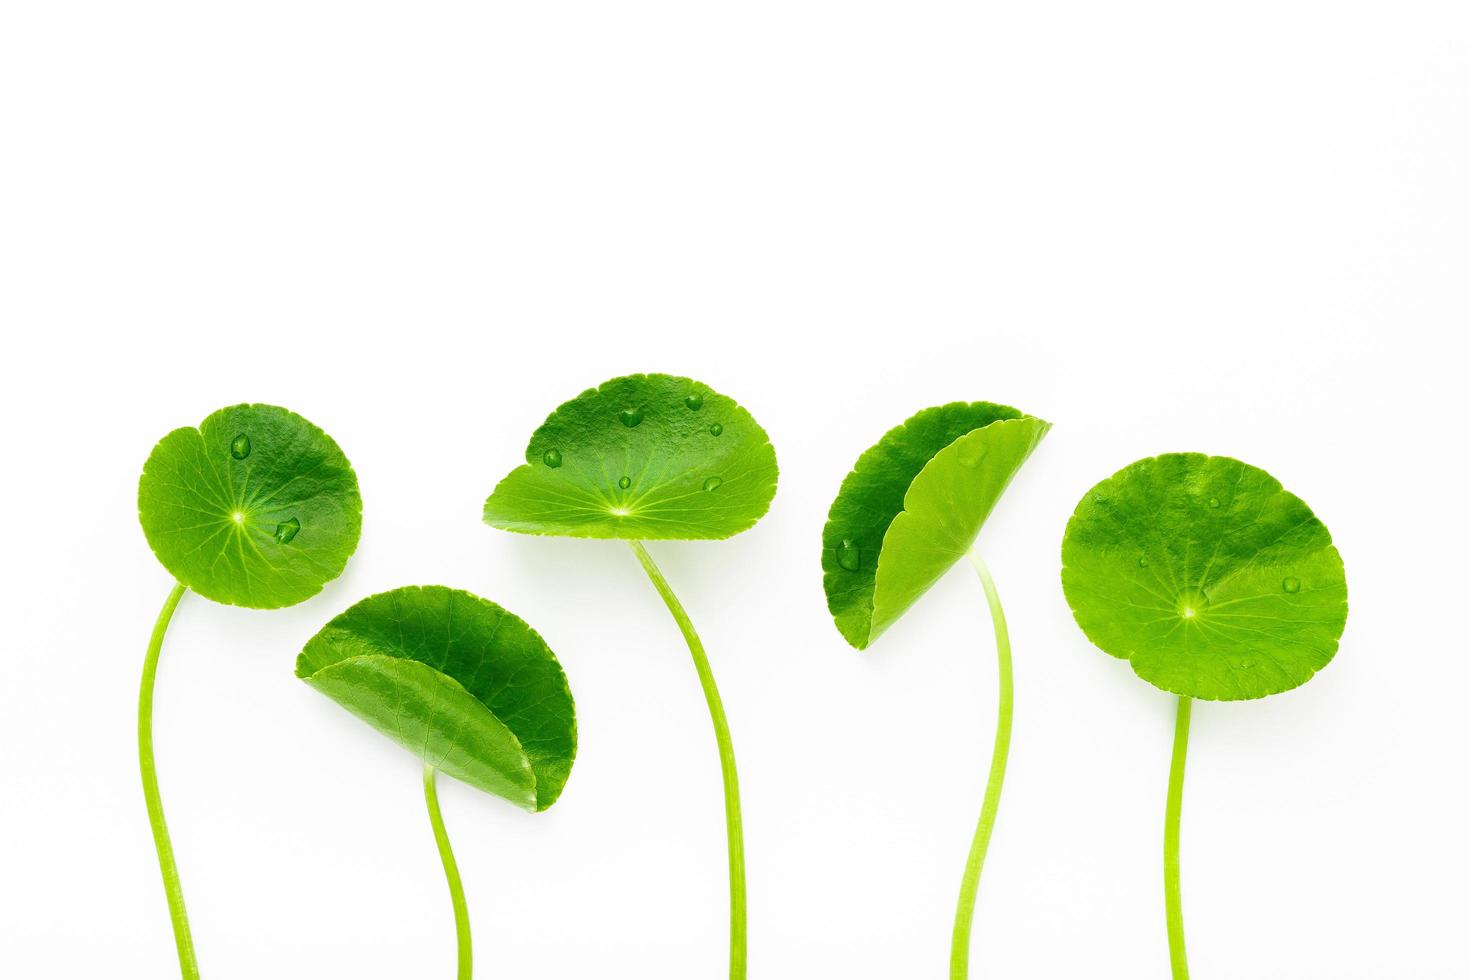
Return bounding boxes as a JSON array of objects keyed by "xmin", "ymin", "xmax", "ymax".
[
  {"xmin": 296, "ymin": 585, "xmax": 577, "ymax": 811},
  {"xmin": 1060, "ymin": 452, "xmax": 1348, "ymax": 700},
  {"xmin": 821, "ymin": 401, "xmax": 1049, "ymax": 980},
  {"xmin": 138, "ymin": 403, "xmax": 362, "ymax": 608},
  {"xmin": 1060, "ymin": 452, "xmax": 1349, "ymax": 979},
  {"xmin": 483, "ymin": 373, "xmax": 776, "ymax": 980},
  {"xmin": 299, "ymin": 586, "xmax": 576, "ymax": 977},
  {"xmin": 483, "ymin": 372, "xmax": 777, "ymax": 540},
  {"xmin": 135, "ymin": 403, "xmax": 361, "ymax": 980},
  {"xmin": 822, "ymin": 402, "xmax": 1050, "ymax": 649}
]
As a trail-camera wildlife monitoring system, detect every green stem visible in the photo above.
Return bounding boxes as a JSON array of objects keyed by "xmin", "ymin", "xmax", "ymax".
[
  {"xmin": 949, "ymin": 551, "xmax": 1014, "ymax": 980},
  {"xmin": 424, "ymin": 765, "xmax": 473, "ymax": 980},
  {"xmin": 138, "ymin": 581, "xmax": 198, "ymax": 980},
  {"xmin": 629, "ymin": 541, "xmax": 746, "ymax": 980},
  {"xmin": 1165, "ymin": 696, "xmax": 1192, "ymax": 980}
]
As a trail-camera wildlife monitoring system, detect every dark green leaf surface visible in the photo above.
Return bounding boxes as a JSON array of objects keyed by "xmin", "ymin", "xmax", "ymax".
[
  {"xmin": 138, "ymin": 404, "xmax": 362, "ymax": 609},
  {"xmin": 822, "ymin": 403, "xmax": 1050, "ymax": 649},
  {"xmin": 296, "ymin": 586, "xmax": 577, "ymax": 810},
  {"xmin": 483, "ymin": 373, "xmax": 778, "ymax": 540},
  {"xmin": 1060, "ymin": 453, "xmax": 1348, "ymax": 700}
]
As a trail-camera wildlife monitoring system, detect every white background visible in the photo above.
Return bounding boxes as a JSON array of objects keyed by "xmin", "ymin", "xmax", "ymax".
[{"xmin": 2, "ymin": 1, "xmax": 1466, "ymax": 978}]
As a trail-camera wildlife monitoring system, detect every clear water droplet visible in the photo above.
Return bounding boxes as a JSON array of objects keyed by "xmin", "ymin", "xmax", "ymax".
[
  {"xmin": 619, "ymin": 407, "xmax": 644, "ymax": 428},
  {"xmin": 702, "ymin": 476, "xmax": 723, "ymax": 491},
  {"xmin": 837, "ymin": 539, "xmax": 861, "ymax": 572},
  {"xmin": 709, "ymin": 423, "xmax": 723, "ymax": 436},
  {"xmin": 230, "ymin": 434, "xmax": 251, "ymax": 460},
  {"xmin": 274, "ymin": 517, "xmax": 300, "ymax": 544},
  {"xmin": 1208, "ymin": 497, "xmax": 1221, "ymax": 509},
  {"xmin": 1234, "ymin": 659, "xmax": 1255, "ymax": 670},
  {"xmin": 1137, "ymin": 555, "xmax": 1149, "ymax": 567},
  {"xmin": 542, "ymin": 449, "xmax": 563, "ymax": 468},
  {"xmin": 1282, "ymin": 576, "xmax": 1301, "ymax": 594},
  {"xmin": 618, "ymin": 475, "xmax": 631, "ymax": 490},
  {"xmin": 958, "ymin": 447, "xmax": 986, "ymax": 469},
  {"xmin": 685, "ymin": 393, "xmax": 704, "ymax": 411}
]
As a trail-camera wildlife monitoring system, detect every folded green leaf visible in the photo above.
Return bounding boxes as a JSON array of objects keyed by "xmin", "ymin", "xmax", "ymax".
[
  {"xmin": 822, "ymin": 403, "xmax": 1050, "ymax": 649},
  {"xmin": 137, "ymin": 403, "xmax": 362, "ymax": 609},
  {"xmin": 483, "ymin": 373, "xmax": 778, "ymax": 540},
  {"xmin": 297, "ymin": 586, "xmax": 577, "ymax": 811},
  {"xmin": 1060, "ymin": 452, "xmax": 1348, "ymax": 700}
]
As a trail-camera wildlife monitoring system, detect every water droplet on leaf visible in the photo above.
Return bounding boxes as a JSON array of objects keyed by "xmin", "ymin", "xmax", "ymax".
[
  {"xmin": 230, "ymin": 434, "xmax": 251, "ymax": 460},
  {"xmin": 1208, "ymin": 497, "xmax": 1221, "ymax": 509},
  {"xmin": 274, "ymin": 517, "xmax": 301, "ymax": 544},
  {"xmin": 618, "ymin": 476, "xmax": 631, "ymax": 490},
  {"xmin": 709, "ymin": 423, "xmax": 723, "ymax": 436},
  {"xmin": 1137, "ymin": 556, "xmax": 1149, "ymax": 567},
  {"xmin": 957, "ymin": 446, "xmax": 987, "ymax": 469},
  {"xmin": 1282, "ymin": 576, "xmax": 1301, "ymax": 593},
  {"xmin": 619, "ymin": 407, "xmax": 644, "ymax": 428},
  {"xmin": 543, "ymin": 449, "xmax": 563, "ymax": 468},
  {"xmin": 703, "ymin": 476, "xmax": 723, "ymax": 491},
  {"xmin": 685, "ymin": 393, "xmax": 704, "ymax": 411},
  {"xmin": 837, "ymin": 540, "xmax": 861, "ymax": 571}
]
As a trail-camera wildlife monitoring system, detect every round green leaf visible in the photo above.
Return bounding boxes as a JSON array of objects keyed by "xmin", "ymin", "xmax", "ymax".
[
  {"xmin": 483, "ymin": 373, "xmax": 778, "ymax": 540},
  {"xmin": 296, "ymin": 586, "xmax": 577, "ymax": 811},
  {"xmin": 1060, "ymin": 453, "xmax": 1348, "ymax": 701},
  {"xmin": 822, "ymin": 403, "xmax": 1051, "ymax": 649},
  {"xmin": 138, "ymin": 404, "xmax": 362, "ymax": 608}
]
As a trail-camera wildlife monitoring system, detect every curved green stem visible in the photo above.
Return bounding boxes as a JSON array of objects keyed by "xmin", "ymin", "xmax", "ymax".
[
  {"xmin": 629, "ymin": 541, "xmax": 746, "ymax": 980},
  {"xmin": 1165, "ymin": 696, "xmax": 1192, "ymax": 980},
  {"xmin": 949, "ymin": 551, "xmax": 1014, "ymax": 980},
  {"xmin": 424, "ymin": 766, "xmax": 473, "ymax": 980},
  {"xmin": 138, "ymin": 581, "xmax": 198, "ymax": 980}
]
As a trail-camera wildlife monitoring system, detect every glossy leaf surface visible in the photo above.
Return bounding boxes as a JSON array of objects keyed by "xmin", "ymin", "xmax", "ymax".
[
  {"xmin": 297, "ymin": 586, "xmax": 577, "ymax": 810},
  {"xmin": 483, "ymin": 373, "xmax": 778, "ymax": 539},
  {"xmin": 822, "ymin": 403, "xmax": 1050, "ymax": 649},
  {"xmin": 1061, "ymin": 453, "xmax": 1348, "ymax": 700},
  {"xmin": 138, "ymin": 403, "xmax": 361, "ymax": 608}
]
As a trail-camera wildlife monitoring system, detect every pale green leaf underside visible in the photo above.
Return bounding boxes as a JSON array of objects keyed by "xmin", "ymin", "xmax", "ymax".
[
  {"xmin": 306, "ymin": 655, "xmax": 537, "ymax": 808},
  {"xmin": 138, "ymin": 403, "xmax": 362, "ymax": 609},
  {"xmin": 822, "ymin": 403, "xmax": 1050, "ymax": 649},
  {"xmin": 483, "ymin": 373, "xmax": 778, "ymax": 540},
  {"xmin": 1060, "ymin": 453, "xmax": 1349, "ymax": 701},
  {"xmin": 297, "ymin": 586, "xmax": 577, "ymax": 810}
]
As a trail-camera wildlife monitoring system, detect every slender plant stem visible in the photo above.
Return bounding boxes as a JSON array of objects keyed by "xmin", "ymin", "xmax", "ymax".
[
  {"xmin": 138, "ymin": 581, "xmax": 198, "ymax": 980},
  {"xmin": 1165, "ymin": 696, "xmax": 1192, "ymax": 980},
  {"xmin": 628, "ymin": 541, "xmax": 746, "ymax": 980},
  {"xmin": 949, "ymin": 550, "xmax": 1014, "ymax": 980},
  {"xmin": 424, "ymin": 765, "xmax": 473, "ymax": 980}
]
